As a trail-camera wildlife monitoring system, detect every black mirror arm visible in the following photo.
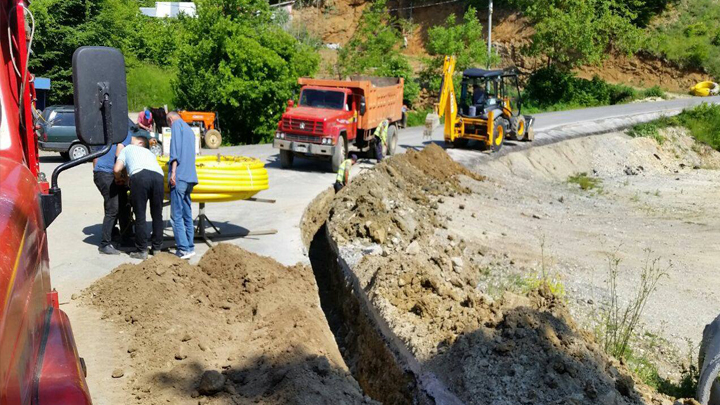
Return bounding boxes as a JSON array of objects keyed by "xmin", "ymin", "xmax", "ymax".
[{"xmin": 42, "ymin": 92, "xmax": 114, "ymax": 228}]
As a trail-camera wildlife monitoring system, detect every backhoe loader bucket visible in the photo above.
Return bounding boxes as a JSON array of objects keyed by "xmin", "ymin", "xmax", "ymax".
[{"xmin": 424, "ymin": 112, "xmax": 440, "ymax": 138}]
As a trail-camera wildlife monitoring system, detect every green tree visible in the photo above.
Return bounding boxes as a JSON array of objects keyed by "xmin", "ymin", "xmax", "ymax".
[
  {"xmin": 509, "ymin": 0, "xmax": 641, "ymax": 69},
  {"xmin": 29, "ymin": 0, "xmax": 108, "ymax": 104},
  {"xmin": 422, "ymin": 7, "xmax": 498, "ymax": 90},
  {"xmin": 173, "ymin": 0, "xmax": 319, "ymax": 144},
  {"xmin": 337, "ymin": 0, "xmax": 419, "ymax": 105}
]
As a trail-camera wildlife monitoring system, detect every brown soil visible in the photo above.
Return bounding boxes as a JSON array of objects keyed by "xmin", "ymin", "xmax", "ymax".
[
  {"xmin": 300, "ymin": 187, "xmax": 335, "ymax": 247},
  {"xmin": 83, "ymin": 245, "xmax": 377, "ymax": 405},
  {"xmin": 325, "ymin": 145, "xmax": 675, "ymax": 404}
]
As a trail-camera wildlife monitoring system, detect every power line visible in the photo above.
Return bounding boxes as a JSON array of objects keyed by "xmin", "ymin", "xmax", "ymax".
[{"xmin": 387, "ymin": 0, "xmax": 463, "ymax": 12}]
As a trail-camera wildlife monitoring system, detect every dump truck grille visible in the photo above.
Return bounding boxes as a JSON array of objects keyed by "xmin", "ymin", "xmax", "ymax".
[
  {"xmin": 282, "ymin": 118, "xmax": 323, "ymax": 135},
  {"xmin": 285, "ymin": 134, "xmax": 319, "ymax": 143}
]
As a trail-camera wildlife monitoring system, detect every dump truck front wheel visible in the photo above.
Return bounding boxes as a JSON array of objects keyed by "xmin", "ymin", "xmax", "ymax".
[
  {"xmin": 204, "ymin": 129, "xmax": 222, "ymax": 149},
  {"xmin": 280, "ymin": 150, "xmax": 294, "ymax": 169},
  {"xmin": 331, "ymin": 135, "xmax": 347, "ymax": 173}
]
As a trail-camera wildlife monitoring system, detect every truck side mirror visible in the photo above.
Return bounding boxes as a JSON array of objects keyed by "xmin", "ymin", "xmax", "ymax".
[
  {"xmin": 359, "ymin": 96, "xmax": 366, "ymax": 116},
  {"xmin": 42, "ymin": 46, "xmax": 129, "ymax": 229},
  {"xmin": 73, "ymin": 46, "xmax": 129, "ymax": 145},
  {"xmin": 288, "ymin": 99, "xmax": 294, "ymax": 108}
]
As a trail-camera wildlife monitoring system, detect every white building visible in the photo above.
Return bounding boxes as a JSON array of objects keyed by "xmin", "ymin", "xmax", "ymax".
[{"xmin": 140, "ymin": 2, "xmax": 196, "ymax": 18}]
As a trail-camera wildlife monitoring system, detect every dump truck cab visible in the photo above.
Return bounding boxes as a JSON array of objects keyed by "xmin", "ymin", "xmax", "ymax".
[{"xmin": 274, "ymin": 77, "xmax": 404, "ymax": 172}]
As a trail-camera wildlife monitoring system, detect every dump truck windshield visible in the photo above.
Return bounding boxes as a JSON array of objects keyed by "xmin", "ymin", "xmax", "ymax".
[{"xmin": 300, "ymin": 89, "xmax": 346, "ymax": 110}]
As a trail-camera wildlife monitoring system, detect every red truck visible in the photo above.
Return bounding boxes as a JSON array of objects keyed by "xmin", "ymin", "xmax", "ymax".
[
  {"xmin": 1, "ymin": 3, "xmax": 129, "ymax": 400},
  {"xmin": 273, "ymin": 76, "xmax": 405, "ymax": 172}
]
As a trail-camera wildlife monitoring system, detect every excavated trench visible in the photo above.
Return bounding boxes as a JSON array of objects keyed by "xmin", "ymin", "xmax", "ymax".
[{"xmin": 308, "ymin": 225, "xmax": 417, "ymax": 404}]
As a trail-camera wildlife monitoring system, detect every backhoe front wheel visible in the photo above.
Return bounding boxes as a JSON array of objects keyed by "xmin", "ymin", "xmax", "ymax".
[{"xmin": 511, "ymin": 116, "xmax": 527, "ymax": 141}]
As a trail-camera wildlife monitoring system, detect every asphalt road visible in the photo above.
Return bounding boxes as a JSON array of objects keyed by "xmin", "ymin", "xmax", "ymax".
[{"xmin": 44, "ymin": 96, "xmax": 720, "ymax": 298}]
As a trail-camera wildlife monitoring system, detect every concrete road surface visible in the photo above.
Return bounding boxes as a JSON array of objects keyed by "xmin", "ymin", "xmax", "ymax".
[{"xmin": 45, "ymin": 96, "xmax": 720, "ymax": 297}]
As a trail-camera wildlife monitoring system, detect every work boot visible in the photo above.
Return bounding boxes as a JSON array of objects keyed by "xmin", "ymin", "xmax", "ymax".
[
  {"xmin": 98, "ymin": 245, "xmax": 121, "ymax": 255},
  {"xmin": 129, "ymin": 250, "xmax": 148, "ymax": 260}
]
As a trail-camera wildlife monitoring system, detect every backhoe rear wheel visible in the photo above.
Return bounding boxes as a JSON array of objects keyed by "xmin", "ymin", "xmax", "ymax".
[
  {"xmin": 204, "ymin": 129, "xmax": 222, "ymax": 149},
  {"xmin": 490, "ymin": 120, "xmax": 507, "ymax": 152}
]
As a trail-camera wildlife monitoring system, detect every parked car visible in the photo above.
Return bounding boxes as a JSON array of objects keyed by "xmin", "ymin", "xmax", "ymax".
[{"xmin": 36, "ymin": 105, "xmax": 90, "ymax": 160}]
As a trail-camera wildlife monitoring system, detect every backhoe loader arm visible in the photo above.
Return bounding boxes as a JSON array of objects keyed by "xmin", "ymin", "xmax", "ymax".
[
  {"xmin": 424, "ymin": 55, "xmax": 457, "ymax": 139},
  {"xmin": 436, "ymin": 56, "xmax": 457, "ymax": 121}
]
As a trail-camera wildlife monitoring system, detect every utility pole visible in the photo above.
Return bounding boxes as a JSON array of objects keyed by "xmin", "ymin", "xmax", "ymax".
[{"xmin": 487, "ymin": 0, "xmax": 493, "ymax": 69}]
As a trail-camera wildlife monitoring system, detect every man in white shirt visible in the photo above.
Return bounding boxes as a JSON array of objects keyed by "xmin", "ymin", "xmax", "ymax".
[{"xmin": 113, "ymin": 130, "xmax": 165, "ymax": 260}]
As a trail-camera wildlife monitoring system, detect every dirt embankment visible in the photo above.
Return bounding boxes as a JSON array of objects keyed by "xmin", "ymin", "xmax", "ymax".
[
  {"xmin": 324, "ymin": 144, "xmax": 674, "ymax": 404},
  {"xmin": 298, "ymin": 0, "xmax": 706, "ymax": 92},
  {"xmin": 83, "ymin": 245, "xmax": 378, "ymax": 405}
]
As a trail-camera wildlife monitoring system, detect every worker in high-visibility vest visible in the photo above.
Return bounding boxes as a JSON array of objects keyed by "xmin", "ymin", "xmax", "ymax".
[
  {"xmin": 374, "ymin": 118, "xmax": 390, "ymax": 162},
  {"xmin": 334, "ymin": 154, "xmax": 358, "ymax": 193}
]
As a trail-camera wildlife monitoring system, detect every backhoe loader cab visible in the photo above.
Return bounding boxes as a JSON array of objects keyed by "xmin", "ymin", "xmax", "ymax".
[{"xmin": 425, "ymin": 56, "xmax": 535, "ymax": 152}]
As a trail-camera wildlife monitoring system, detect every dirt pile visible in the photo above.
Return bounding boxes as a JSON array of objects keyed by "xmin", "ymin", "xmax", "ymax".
[
  {"xmin": 329, "ymin": 143, "xmax": 481, "ymax": 247},
  {"xmin": 326, "ymin": 145, "xmax": 673, "ymax": 404},
  {"xmin": 83, "ymin": 245, "xmax": 377, "ymax": 405}
]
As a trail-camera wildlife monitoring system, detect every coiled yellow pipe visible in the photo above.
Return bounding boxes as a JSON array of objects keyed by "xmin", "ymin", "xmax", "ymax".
[
  {"xmin": 692, "ymin": 81, "xmax": 720, "ymax": 97},
  {"xmin": 157, "ymin": 155, "xmax": 269, "ymax": 203}
]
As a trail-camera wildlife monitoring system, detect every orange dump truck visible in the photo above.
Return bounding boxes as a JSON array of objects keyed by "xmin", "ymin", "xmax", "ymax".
[{"xmin": 273, "ymin": 76, "xmax": 405, "ymax": 172}]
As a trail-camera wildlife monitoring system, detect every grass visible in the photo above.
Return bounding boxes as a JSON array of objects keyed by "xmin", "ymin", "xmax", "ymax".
[
  {"xmin": 567, "ymin": 172, "xmax": 603, "ymax": 192},
  {"xmin": 643, "ymin": 0, "xmax": 720, "ymax": 77},
  {"xmin": 628, "ymin": 103, "xmax": 720, "ymax": 151},
  {"xmin": 126, "ymin": 60, "xmax": 175, "ymax": 112},
  {"xmin": 405, "ymin": 108, "xmax": 436, "ymax": 127},
  {"xmin": 596, "ymin": 250, "xmax": 669, "ymax": 359}
]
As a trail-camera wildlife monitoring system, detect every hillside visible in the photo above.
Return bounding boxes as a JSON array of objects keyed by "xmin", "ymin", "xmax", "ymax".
[{"xmin": 294, "ymin": 0, "xmax": 708, "ymax": 93}]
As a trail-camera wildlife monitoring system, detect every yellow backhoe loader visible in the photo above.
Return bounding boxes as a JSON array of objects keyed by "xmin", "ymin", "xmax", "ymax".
[{"xmin": 425, "ymin": 56, "xmax": 535, "ymax": 151}]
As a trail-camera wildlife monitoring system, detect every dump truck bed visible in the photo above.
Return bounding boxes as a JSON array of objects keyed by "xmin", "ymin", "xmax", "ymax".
[{"xmin": 298, "ymin": 76, "xmax": 404, "ymax": 130}]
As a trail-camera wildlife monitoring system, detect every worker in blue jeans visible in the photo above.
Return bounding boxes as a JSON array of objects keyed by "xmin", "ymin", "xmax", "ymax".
[{"xmin": 166, "ymin": 111, "xmax": 198, "ymax": 259}]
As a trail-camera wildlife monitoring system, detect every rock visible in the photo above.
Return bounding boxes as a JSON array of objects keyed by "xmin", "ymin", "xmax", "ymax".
[
  {"xmin": 367, "ymin": 223, "xmax": 386, "ymax": 244},
  {"xmin": 459, "ymin": 204, "xmax": 465, "ymax": 210},
  {"xmin": 154, "ymin": 267, "xmax": 166, "ymax": 276},
  {"xmin": 451, "ymin": 257, "xmax": 464, "ymax": 270},
  {"xmin": 71, "ymin": 293, "xmax": 78, "ymax": 300},
  {"xmin": 127, "ymin": 346, "xmax": 137, "ymax": 353},
  {"xmin": 198, "ymin": 342, "xmax": 208, "ymax": 351},
  {"xmin": 181, "ymin": 333, "xmax": 192, "ymax": 342},
  {"xmin": 615, "ymin": 373, "xmax": 634, "ymax": 397},
  {"xmin": 175, "ymin": 347, "xmax": 187, "ymax": 360},
  {"xmin": 405, "ymin": 241, "xmax": 421, "ymax": 255},
  {"xmin": 471, "ymin": 213, "xmax": 477, "ymax": 218},
  {"xmin": 198, "ymin": 370, "xmax": 226, "ymax": 396},
  {"xmin": 111, "ymin": 368, "xmax": 124, "ymax": 378}
]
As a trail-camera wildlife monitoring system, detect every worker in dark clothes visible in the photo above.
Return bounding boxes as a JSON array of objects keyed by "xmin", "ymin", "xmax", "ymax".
[
  {"xmin": 113, "ymin": 131, "xmax": 165, "ymax": 260},
  {"xmin": 334, "ymin": 154, "xmax": 357, "ymax": 193},
  {"xmin": 472, "ymin": 84, "xmax": 486, "ymax": 106},
  {"xmin": 374, "ymin": 118, "xmax": 390, "ymax": 162},
  {"xmin": 92, "ymin": 121, "xmax": 133, "ymax": 255},
  {"xmin": 166, "ymin": 111, "xmax": 199, "ymax": 260}
]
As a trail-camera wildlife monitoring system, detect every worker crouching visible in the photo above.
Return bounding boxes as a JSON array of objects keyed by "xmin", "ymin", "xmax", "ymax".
[
  {"xmin": 374, "ymin": 118, "xmax": 390, "ymax": 162},
  {"xmin": 334, "ymin": 154, "xmax": 358, "ymax": 193},
  {"xmin": 113, "ymin": 131, "xmax": 165, "ymax": 260}
]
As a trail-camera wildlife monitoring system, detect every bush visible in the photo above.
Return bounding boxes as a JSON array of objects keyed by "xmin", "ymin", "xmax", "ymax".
[
  {"xmin": 523, "ymin": 67, "xmax": 645, "ymax": 112},
  {"xmin": 685, "ymin": 22, "xmax": 709, "ymax": 37},
  {"xmin": 126, "ymin": 59, "xmax": 175, "ymax": 111},
  {"xmin": 642, "ymin": 85, "xmax": 666, "ymax": 99},
  {"xmin": 173, "ymin": 0, "xmax": 319, "ymax": 144}
]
